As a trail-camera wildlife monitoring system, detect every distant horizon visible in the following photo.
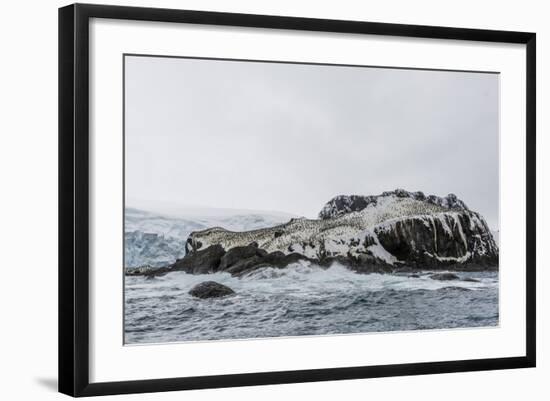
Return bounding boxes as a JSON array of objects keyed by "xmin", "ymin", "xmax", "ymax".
[
  {"xmin": 125, "ymin": 200, "xmax": 300, "ymax": 219},
  {"xmin": 126, "ymin": 188, "xmax": 500, "ymax": 231}
]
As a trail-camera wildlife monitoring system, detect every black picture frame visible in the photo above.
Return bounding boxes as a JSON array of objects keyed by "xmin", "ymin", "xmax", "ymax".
[{"xmin": 59, "ymin": 3, "xmax": 536, "ymax": 397}]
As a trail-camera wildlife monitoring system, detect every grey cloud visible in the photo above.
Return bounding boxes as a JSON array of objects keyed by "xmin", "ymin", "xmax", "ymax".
[{"xmin": 125, "ymin": 56, "xmax": 499, "ymax": 228}]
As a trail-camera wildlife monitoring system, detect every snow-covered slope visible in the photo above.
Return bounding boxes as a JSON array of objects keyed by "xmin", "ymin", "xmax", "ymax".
[
  {"xmin": 186, "ymin": 190, "xmax": 498, "ymax": 270},
  {"xmin": 125, "ymin": 207, "xmax": 295, "ymax": 267},
  {"xmin": 319, "ymin": 189, "xmax": 468, "ymax": 219}
]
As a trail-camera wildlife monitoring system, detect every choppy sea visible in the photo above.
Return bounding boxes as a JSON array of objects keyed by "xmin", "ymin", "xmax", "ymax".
[{"xmin": 124, "ymin": 262, "xmax": 498, "ymax": 344}]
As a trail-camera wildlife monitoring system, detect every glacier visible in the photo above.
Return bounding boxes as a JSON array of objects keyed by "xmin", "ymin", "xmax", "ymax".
[{"xmin": 125, "ymin": 207, "xmax": 295, "ymax": 268}]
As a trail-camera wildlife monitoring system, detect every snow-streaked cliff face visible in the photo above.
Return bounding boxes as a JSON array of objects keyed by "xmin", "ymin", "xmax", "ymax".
[{"xmin": 187, "ymin": 193, "xmax": 498, "ymax": 268}]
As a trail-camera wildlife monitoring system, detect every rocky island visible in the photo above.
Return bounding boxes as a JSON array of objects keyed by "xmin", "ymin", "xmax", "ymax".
[{"xmin": 130, "ymin": 189, "xmax": 498, "ymax": 278}]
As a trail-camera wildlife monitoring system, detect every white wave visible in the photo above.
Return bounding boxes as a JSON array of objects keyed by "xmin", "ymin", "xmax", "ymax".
[{"xmin": 126, "ymin": 263, "xmax": 497, "ymax": 301}]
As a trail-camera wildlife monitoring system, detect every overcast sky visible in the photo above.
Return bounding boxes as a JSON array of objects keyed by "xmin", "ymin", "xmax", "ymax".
[{"xmin": 125, "ymin": 55, "xmax": 499, "ymax": 228}]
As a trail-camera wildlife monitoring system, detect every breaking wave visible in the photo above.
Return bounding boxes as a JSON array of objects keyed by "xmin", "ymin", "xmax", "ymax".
[{"xmin": 125, "ymin": 262, "xmax": 498, "ymax": 344}]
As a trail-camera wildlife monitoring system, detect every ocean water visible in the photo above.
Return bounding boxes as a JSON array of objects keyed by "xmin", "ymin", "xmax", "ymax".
[{"xmin": 124, "ymin": 262, "xmax": 499, "ymax": 344}]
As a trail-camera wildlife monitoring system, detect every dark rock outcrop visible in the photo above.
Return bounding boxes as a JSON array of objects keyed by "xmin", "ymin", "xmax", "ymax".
[
  {"xmin": 171, "ymin": 244, "xmax": 225, "ymax": 274},
  {"xmin": 319, "ymin": 189, "xmax": 468, "ymax": 220},
  {"xmin": 219, "ymin": 245, "xmax": 268, "ymax": 270},
  {"xmin": 183, "ymin": 190, "xmax": 497, "ymax": 274},
  {"xmin": 181, "ymin": 244, "xmax": 311, "ymax": 277},
  {"xmin": 443, "ymin": 286, "xmax": 471, "ymax": 292},
  {"xmin": 189, "ymin": 281, "xmax": 235, "ymax": 299},
  {"xmin": 430, "ymin": 273, "xmax": 460, "ymax": 281},
  {"xmin": 373, "ymin": 212, "xmax": 498, "ymax": 269},
  {"xmin": 130, "ymin": 190, "xmax": 498, "ymax": 277}
]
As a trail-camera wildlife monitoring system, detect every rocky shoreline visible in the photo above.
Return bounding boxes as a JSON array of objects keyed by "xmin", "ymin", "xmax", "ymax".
[
  {"xmin": 126, "ymin": 190, "xmax": 499, "ymax": 278},
  {"xmin": 127, "ymin": 243, "xmax": 497, "ymax": 279}
]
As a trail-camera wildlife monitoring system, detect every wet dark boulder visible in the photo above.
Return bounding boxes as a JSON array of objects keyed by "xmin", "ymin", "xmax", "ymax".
[
  {"xmin": 219, "ymin": 245, "xmax": 268, "ymax": 270},
  {"xmin": 143, "ymin": 268, "xmax": 169, "ymax": 279},
  {"xmin": 189, "ymin": 281, "xmax": 235, "ymax": 299},
  {"xmin": 172, "ymin": 244, "xmax": 226, "ymax": 274},
  {"xmin": 441, "ymin": 286, "xmax": 471, "ymax": 292},
  {"xmin": 321, "ymin": 254, "xmax": 392, "ymax": 274},
  {"xmin": 225, "ymin": 256, "xmax": 267, "ymax": 276},
  {"xmin": 262, "ymin": 251, "xmax": 307, "ymax": 268},
  {"xmin": 173, "ymin": 242, "xmax": 313, "ymax": 277},
  {"xmin": 225, "ymin": 250, "xmax": 309, "ymax": 277},
  {"xmin": 430, "ymin": 273, "xmax": 460, "ymax": 281}
]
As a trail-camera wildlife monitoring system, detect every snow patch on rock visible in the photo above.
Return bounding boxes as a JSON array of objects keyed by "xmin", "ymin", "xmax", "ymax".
[{"xmin": 187, "ymin": 191, "xmax": 498, "ymax": 268}]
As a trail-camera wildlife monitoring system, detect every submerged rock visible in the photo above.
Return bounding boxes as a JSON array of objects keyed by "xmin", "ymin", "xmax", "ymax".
[
  {"xmin": 441, "ymin": 286, "xmax": 471, "ymax": 292},
  {"xmin": 189, "ymin": 281, "xmax": 235, "ymax": 299},
  {"xmin": 430, "ymin": 273, "xmax": 460, "ymax": 281},
  {"xmin": 126, "ymin": 265, "xmax": 159, "ymax": 276}
]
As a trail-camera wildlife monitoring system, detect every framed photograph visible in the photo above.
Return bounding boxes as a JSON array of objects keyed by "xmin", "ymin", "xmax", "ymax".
[{"xmin": 59, "ymin": 3, "xmax": 536, "ymax": 397}]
